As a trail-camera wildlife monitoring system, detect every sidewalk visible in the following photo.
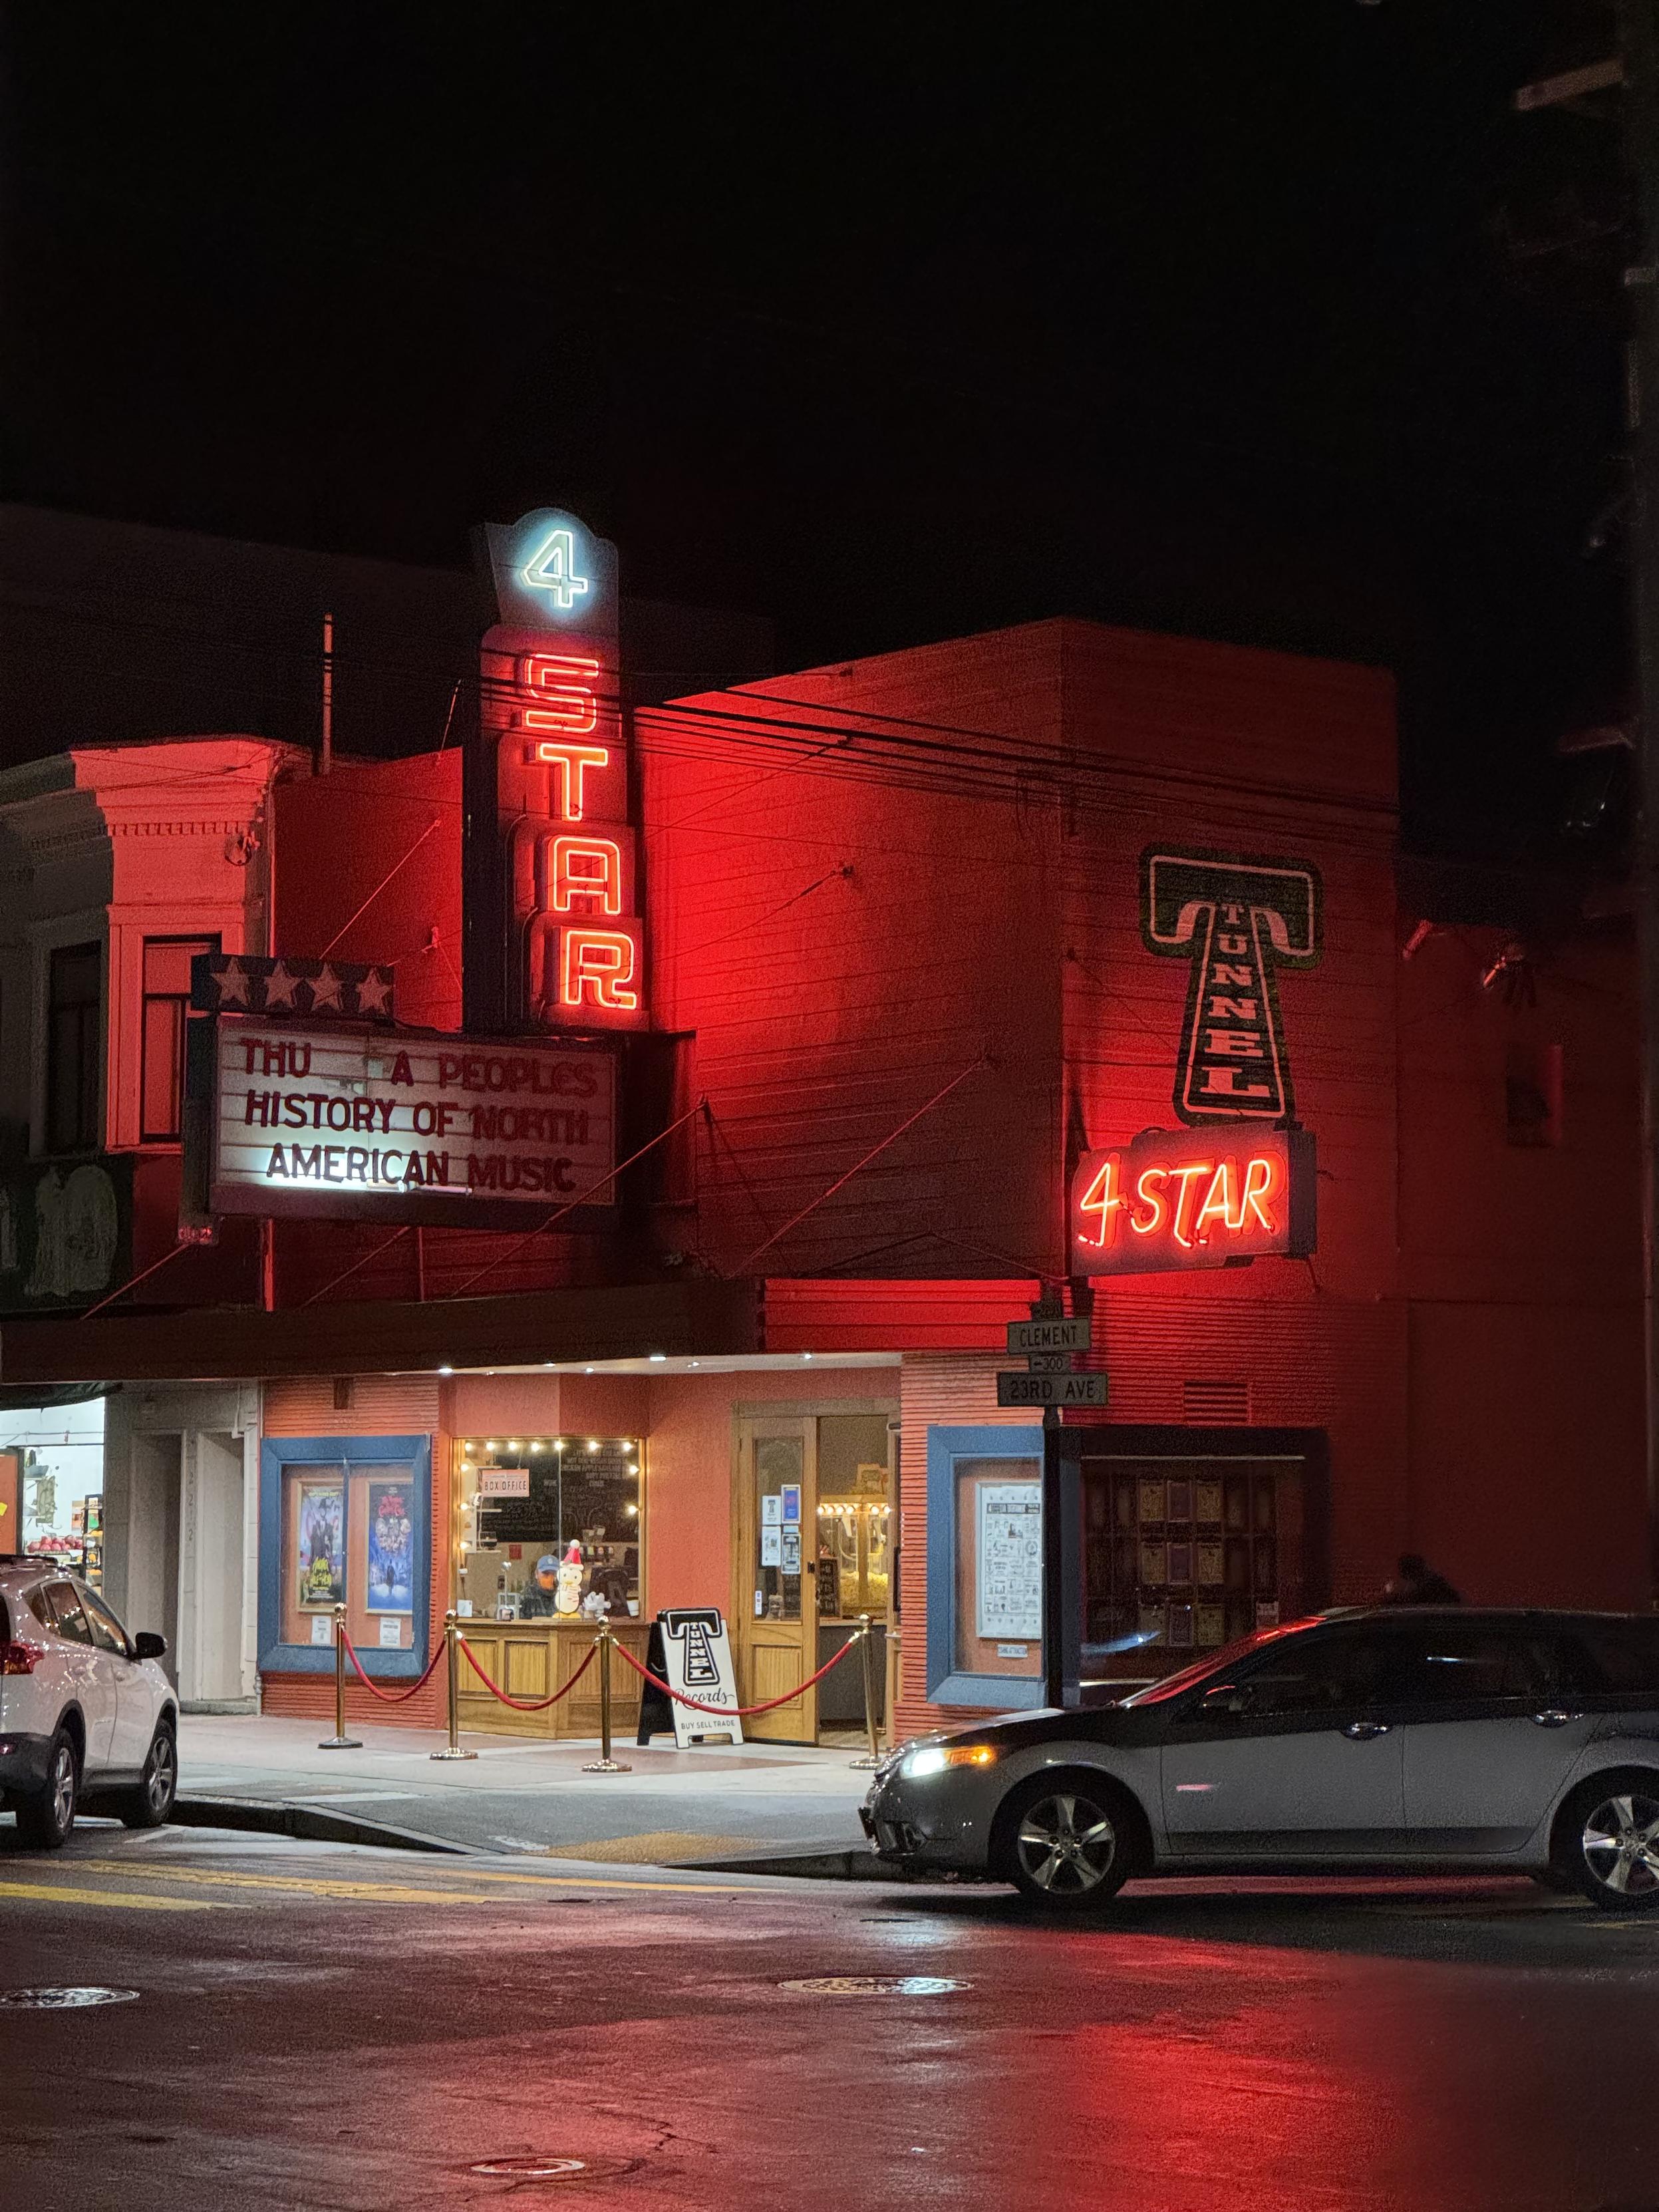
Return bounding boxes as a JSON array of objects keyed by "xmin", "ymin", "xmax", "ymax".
[{"xmin": 177, "ymin": 1713, "xmax": 884, "ymax": 1871}]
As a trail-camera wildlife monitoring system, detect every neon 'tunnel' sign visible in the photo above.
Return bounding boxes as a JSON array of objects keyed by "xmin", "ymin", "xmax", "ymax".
[{"xmin": 1070, "ymin": 1127, "xmax": 1316, "ymax": 1275}]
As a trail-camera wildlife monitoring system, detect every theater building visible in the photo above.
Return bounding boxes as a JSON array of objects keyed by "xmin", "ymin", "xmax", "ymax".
[{"xmin": 0, "ymin": 508, "xmax": 1642, "ymax": 1742}]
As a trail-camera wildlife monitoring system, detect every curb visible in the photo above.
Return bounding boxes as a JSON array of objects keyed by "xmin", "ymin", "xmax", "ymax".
[
  {"xmin": 173, "ymin": 1794, "xmax": 471, "ymax": 1857},
  {"xmin": 665, "ymin": 1844, "xmax": 913, "ymax": 1883},
  {"xmin": 173, "ymin": 1797, "xmax": 902, "ymax": 1880}
]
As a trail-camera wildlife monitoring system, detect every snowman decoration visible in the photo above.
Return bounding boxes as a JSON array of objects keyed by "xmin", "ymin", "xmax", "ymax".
[{"xmin": 553, "ymin": 1539, "xmax": 585, "ymax": 1617}]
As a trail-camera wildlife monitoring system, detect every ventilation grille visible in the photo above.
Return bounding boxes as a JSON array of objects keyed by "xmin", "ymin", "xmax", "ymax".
[{"xmin": 1183, "ymin": 1378, "xmax": 1251, "ymax": 1425}]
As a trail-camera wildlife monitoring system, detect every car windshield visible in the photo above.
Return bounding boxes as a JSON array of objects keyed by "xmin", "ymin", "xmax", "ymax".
[{"xmin": 1119, "ymin": 1617, "xmax": 1327, "ymax": 1705}]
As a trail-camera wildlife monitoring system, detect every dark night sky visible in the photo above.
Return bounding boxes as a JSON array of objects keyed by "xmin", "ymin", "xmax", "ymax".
[{"xmin": 0, "ymin": 2, "xmax": 1634, "ymax": 852}]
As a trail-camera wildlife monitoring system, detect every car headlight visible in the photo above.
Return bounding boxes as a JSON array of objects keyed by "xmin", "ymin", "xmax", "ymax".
[{"xmin": 900, "ymin": 1743, "xmax": 998, "ymax": 1780}]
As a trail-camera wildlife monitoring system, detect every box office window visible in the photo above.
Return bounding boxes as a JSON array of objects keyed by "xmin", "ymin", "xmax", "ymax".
[
  {"xmin": 257, "ymin": 1435, "xmax": 432, "ymax": 1676},
  {"xmin": 454, "ymin": 1436, "xmax": 641, "ymax": 1621},
  {"xmin": 142, "ymin": 935, "xmax": 217, "ymax": 1141}
]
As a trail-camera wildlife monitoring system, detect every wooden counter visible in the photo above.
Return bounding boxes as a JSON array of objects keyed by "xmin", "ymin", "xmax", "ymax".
[{"xmin": 454, "ymin": 1615, "xmax": 650, "ymax": 1740}]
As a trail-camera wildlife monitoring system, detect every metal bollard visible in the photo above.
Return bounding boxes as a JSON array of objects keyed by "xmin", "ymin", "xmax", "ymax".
[
  {"xmin": 318, "ymin": 1602, "xmax": 363, "ymax": 1750},
  {"xmin": 849, "ymin": 1613, "xmax": 883, "ymax": 1769},
  {"xmin": 581, "ymin": 1622, "xmax": 631, "ymax": 1774},
  {"xmin": 430, "ymin": 1610, "xmax": 477, "ymax": 1761}
]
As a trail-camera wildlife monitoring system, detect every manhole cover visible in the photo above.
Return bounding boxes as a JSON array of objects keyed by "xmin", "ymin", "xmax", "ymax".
[
  {"xmin": 778, "ymin": 1975, "xmax": 971, "ymax": 1996},
  {"xmin": 468, "ymin": 2155, "xmax": 637, "ymax": 2181},
  {"xmin": 0, "ymin": 1986, "xmax": 140, "ymax": 2009}
]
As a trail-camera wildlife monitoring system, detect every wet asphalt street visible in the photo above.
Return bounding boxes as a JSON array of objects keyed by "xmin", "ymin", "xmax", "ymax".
[{"xmin": 3, "ymin": 1821, "xmax": 1658, "ymax": 2212}]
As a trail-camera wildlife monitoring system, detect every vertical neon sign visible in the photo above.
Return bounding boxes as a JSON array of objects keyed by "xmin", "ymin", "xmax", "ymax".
[{"xmin": 476, "ymin": 508, "xmax": 646, "ymax": 1032}]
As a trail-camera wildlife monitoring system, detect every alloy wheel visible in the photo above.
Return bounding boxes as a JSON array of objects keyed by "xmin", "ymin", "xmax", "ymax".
[
  {"xmin": 1014, "ymin": 1793, "xmax": 1118, "ymax": 1895},
  {"xmin": 146, "ymin": 1733, "xmax": 175, "ymax": 1816},
  {"xmin": 49, "ymin": 1747, "xmax": 75, "ymax": 1834},
  {"xmin": 1581, "ymin": 1792, "xmax": 1659, "ymax": 1897}
]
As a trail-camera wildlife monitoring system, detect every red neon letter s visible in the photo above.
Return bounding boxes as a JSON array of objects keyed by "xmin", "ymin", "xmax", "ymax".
[
  {"xmin": 520, "ymin": 653, "xmax": 600, "ymax": 735},
  {"xmin": 1129, "ymin": 1167, "xmax": 1169, "ymax": 1237},
  {"xmin": 560, "ymin": 929, "xmax": 639, "ymax": 1011}
]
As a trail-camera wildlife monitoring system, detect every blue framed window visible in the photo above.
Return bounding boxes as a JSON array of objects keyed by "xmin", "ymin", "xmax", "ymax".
[
  {"xmin": 925, "ymin": 1424, "xmax": 1046, "ymax": 1710},
  {"xmin": 258, "ymin": 1433, "xmax": 432, "ymax": 1678}
]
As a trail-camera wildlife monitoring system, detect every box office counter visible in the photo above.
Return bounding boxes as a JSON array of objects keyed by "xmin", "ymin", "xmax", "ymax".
[{"xmin": 454, "ymin": 1613, "xmax": 652, "ymax": 1739}]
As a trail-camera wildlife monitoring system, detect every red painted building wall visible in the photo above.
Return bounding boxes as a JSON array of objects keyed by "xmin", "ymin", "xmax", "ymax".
[
  {"xmin": 649, "ymin": 617, "xmax": 1645, "ymax": 1732},
  {"xmin": 1398, "ymin": 923, "xmax": 1644, "ymax": 1607},
  {"xmin": 120, "ymin": 611, "xmax": 1645, "ymax": 1737}
]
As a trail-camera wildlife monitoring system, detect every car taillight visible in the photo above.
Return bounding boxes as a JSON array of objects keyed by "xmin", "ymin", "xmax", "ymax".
[{"xmin": 1, "ymin": 1639, "xmax": 45, "ymax": 1675}]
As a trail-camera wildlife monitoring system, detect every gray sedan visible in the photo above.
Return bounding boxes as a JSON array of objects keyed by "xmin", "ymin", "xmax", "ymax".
[{"xmin": 860, "ymin": 1607, "xmax": 1659, "ymax": 1910}]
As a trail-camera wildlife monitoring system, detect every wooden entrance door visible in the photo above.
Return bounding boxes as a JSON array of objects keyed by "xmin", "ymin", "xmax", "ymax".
[{"xmin": 735, "ymin": 1416, "xmax": 818, "ymax": 1742}]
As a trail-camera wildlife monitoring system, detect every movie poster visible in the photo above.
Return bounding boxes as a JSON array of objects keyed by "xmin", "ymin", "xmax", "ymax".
[
  {"xmin": 366, "ymin": 1477, "xmax": 414, "ymax": 1613},
  {"xmin": 295, "ymin": 1478, "xmax": 345, "ymax": 1609}
]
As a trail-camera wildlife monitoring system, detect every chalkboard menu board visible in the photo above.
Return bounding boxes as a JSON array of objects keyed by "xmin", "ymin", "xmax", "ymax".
[{"xmin": 477, "ymin": 1438, "xmax": 637, "ymax": 1549}]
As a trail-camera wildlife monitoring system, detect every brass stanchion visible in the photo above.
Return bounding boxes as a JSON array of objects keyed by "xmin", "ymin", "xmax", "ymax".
[
  {"xmin": 884, "ymin": 1625, "xmax": 902, "ymax": 1754},
  {"xmin": 581, "ymin": 1622, "xmax": 631, "ymax": 1774},
  {"xmin": 849, "ymin": 1613, "xmax": 883, "ymax": 1769},
  {"xmin": 318, "ymin": 1602, "xmax": 363, "ymax": 1749},
  {"xmin": 430, "ymin": 1609, "xmax": 476, "ymax": 1761}
]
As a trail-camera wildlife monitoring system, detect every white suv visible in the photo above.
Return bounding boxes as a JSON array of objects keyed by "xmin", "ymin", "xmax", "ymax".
[{"xmin": 0, "ymin": 1557, "xmax": 177, "ymax": 1849}]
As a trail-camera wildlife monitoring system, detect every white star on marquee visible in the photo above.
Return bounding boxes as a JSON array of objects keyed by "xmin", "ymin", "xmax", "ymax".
[
  {"xmin": 217, "ymin": 959, "xmax": 248, "ymax": 1007},
  {"xmin": 263, "ymin": 961, "xmax": 299, "ymax": 1007},
  {"xmin": 356, "ymin": 968, "xmax": 392, "ymax": 1016}
]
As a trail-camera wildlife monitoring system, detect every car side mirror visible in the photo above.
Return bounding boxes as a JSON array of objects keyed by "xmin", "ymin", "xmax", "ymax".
[{"xmin": 134, "ymin": 1631, "xmax": 167, "ymax": 1661}]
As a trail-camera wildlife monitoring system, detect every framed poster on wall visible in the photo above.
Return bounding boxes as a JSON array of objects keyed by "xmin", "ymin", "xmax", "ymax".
[
  {"xmin": 294, "ymin": 1476, "xmax": 345, "ymax": 1609},
  {"xmin": 258, "ymin": 1434, "xmax": 432, "ymax": 1678},
  {"xmin": 975, "ymin": 1482, "xmax": 1042, "ymax": 1641},
  {"xmin": 365, "ymin": 1480, "xmax": 415, "ymax": 1613},
  {"xmin": 925, "ymin": 1424, "xmax": 1047, "ymax": 1710}
]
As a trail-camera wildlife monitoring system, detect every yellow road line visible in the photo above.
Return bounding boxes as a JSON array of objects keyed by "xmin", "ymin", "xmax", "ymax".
[
  {"xmin": 71, "ymin": 1857, "xmax": 758, "ymax": 1900},
  {"xmin": 0, "ymin": 1879, "xmax": 213, "ymax": 1912},
  {"xmin": 65, "ymin": 1863, "xmax": 514, "ymax": 1906}
]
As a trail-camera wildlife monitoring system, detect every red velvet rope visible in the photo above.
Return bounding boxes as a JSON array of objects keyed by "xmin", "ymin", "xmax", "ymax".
[
  {"xmin": 339, "ymin": 1629, "xmax": 446, "ymax": 1704},
  {"xmin": 613, "ymin": 1628, "xmax": 865, "ymax": 1716},
  {"xmin": 458, "ymin": 1634, "xmax": 599, "ymax": 1712}
]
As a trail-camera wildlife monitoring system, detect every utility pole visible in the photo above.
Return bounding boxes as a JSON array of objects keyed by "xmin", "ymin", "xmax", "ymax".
[
  {"xmin": 1618, "ymin": 1, "xmax": 1659, "ymax": 1603},
  {"xmin": 1523, "ymin": 12, "xmax": 1659, "ymax": 1604},
  {"xmin": 319, "ymin": 610, "xmax": 335, "ymax": 775}
]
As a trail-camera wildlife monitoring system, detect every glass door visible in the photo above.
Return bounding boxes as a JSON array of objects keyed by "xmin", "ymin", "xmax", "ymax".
[
  {"xmin": 1082, "ymin": 1454, "xmax": 1307, "ymax": 1686},
  {"xmin": 736, "ymin": 1417, "xmax": 818, "ymax": 1742}
]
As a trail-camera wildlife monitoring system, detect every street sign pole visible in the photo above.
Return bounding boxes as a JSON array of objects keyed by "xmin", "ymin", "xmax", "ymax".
[
  {"xmin": 1042, "ymin": 1404, "xmax": 1062, "ymax": 1709},
  {"xmin": 1024, "ymin": 1300, "xmax": 1087, "ymax": 1712},
  {"xmin": 1039, "ymin": 1405, "xmax": 1084, "ymax": 1712}
]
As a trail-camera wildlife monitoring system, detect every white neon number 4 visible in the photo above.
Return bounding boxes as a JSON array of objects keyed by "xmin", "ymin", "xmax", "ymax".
[{"xmin": 522, "ymin": 528, "xmax": 589, "ymax": 611}]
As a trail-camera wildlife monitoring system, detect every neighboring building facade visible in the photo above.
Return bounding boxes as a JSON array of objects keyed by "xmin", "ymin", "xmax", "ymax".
[
  {"xmin": 0, "ymin": 738, "xmax": 286, "ymax": 1705},
  {"xmin": 0, "ymin": 511, "xmax": 1642, "ymax": 1744}
]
